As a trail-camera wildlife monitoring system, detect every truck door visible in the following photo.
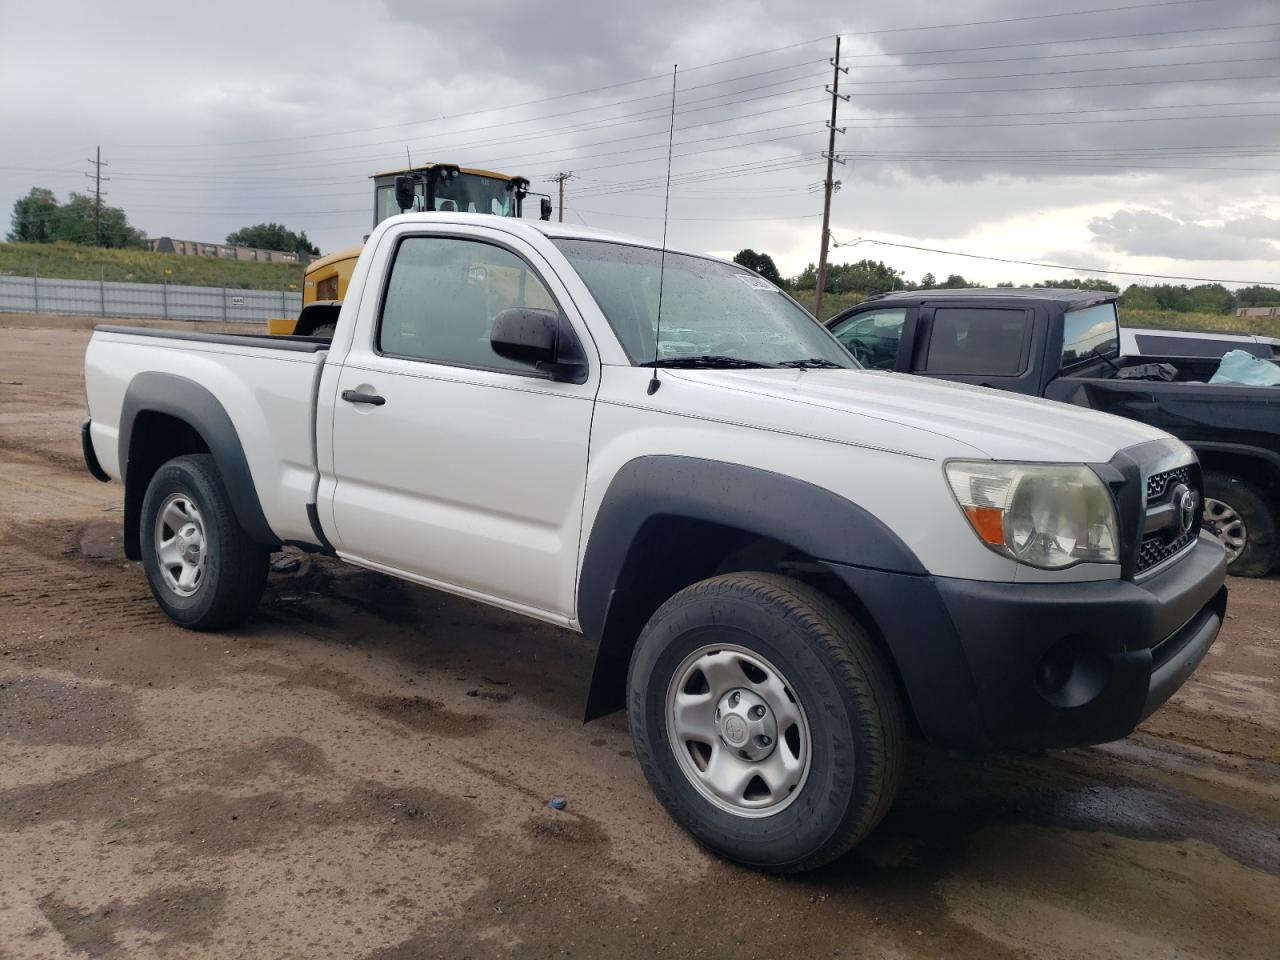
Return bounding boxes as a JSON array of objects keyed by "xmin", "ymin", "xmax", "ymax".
[
  {"xmin": 324, "ymin": 228, "xmax": 597, "ymax": 624},
  {"xmin": 910, "ymin": 301, "xmax": 1042, "ymax": 395}
]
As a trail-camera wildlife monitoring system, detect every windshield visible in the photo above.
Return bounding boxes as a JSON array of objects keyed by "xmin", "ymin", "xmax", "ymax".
[
  {"xmin": 552, "ymin": 239, "xmax": 856, "ymax": 368},
  {"xmin": 1062, "ymin": 302, "xmax": 1120, "ymax": 365},
  {"xmin": 375, "ymin": 174, "xmax": 517, "ymax": 226}
]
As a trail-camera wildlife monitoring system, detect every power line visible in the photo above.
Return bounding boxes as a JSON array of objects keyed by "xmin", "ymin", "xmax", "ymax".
[
  {"xmin": 113, "ymin": 59, "xmax": 830, "ymax": 166},
  {"xmin": 834, "ymin": 154, "xmax": 1276, "ymax": 173},
  {"xmin": 847, "ymin": 21, "xmax": 1280, "ymax": 60},
  {"xmin": 104, "ymin": 6, "xmax": 1264, "ymax": 155},
  {"xmin": 112, "ymin": 39, "xmax": 836, "ymax": 150},
  {"xmin": 839, "ymin": 55, "xmax": 1279, "ymax": 86},
  {"xmin": 837, "ymin": 71, "xmax": 1280, "ymax": 97},
  {"xmin": 834, "ymin": 235, "xmax": 1280, "ymax": 285},
  {"xmin": 842, "ymin": 36, "xmax": 1280, "ymax": 70},
  {"xmin": 834, "ymin": 110, "xmax": 1280, "ymax": 130},
  {"xmin": 840, "ymin": 0, "xmax": 1218, "ymax": 36}
]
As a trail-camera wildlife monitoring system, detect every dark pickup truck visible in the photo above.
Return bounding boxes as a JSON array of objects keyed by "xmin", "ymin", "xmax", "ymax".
[{"xmin": 828, "ymin": 288, "xmax": 1280, "ymax": 576}]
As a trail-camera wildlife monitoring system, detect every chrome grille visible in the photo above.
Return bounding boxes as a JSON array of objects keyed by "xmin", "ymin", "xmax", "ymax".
[
  {"xmin": 1139, "ymin": 528, "xmax": 1196, "ymax": 571},
  {"xmin": 1137, "ymin": 464, "xmax": 1200, "ymax": 575},
  {"xmin": 1146, "ymin": 466, "xmax": 1190, "ymax": 503}
]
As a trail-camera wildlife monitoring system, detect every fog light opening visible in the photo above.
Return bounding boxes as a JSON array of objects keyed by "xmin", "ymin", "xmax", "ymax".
[{"xmin": 1036, "ymin": 639, "xmax": 1111, "ymax": 709}]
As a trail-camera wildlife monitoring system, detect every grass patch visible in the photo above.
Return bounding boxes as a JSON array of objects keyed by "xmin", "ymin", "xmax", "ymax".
[
  {"xmin": 0, "ymin": 241, "xmax": 304, "ymax": 291},
  {"xmin": 1118, "ymin": 307, "xmax": 1280, "ymax": 339}
]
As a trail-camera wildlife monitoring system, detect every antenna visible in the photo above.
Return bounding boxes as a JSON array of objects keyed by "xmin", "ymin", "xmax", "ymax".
[
  {"xmin": 405, "ymin": 145, "xmax": 413, "ymax": 169},
  {"xmin": 647, "ymin": 64, "xmax": 678, "ymax": 397}
]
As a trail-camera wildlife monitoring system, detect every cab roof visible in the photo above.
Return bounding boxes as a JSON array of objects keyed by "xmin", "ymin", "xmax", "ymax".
[
  {"xmin": 369, "ymin": 163, "xmax": 519, "ymax": 180},
  {"xmin": 378, "ymin": 212, "xmax": 725, "ymax": 264},
  {"xmin": 863, "ymin": 287, "xmax": 1119, "ymax": 309}
]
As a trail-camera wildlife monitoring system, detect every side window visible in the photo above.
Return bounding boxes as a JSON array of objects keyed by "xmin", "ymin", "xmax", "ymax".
[
  {"xmin": 924, "ymin": 308, "xmax": 1030, "ymax": 376},
  {"xmin": 378, "ymin": 236, "xmax": 559, "ymax": 373},
  {"xmin": 830, "ymin": 309, "xmax": 906, "ymax": 370},
  {"xmin": 829, "ymin": 309, "xmax": 911, "ymax": 371}
]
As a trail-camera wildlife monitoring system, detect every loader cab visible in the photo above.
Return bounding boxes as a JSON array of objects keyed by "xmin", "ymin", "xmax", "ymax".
[{"xmin": 372, "ymin": 164, "xmax": 544, "ymax": 227}]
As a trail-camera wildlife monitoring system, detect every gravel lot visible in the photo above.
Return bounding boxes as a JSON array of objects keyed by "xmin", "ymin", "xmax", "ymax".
[{"xmin": 1, "ymin": 321, "xmax": 1277, "ymax": 960}]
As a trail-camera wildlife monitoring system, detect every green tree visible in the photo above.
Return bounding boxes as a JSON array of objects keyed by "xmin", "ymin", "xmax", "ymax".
[
  {"xmin": 8, "ymin": 188, "xmax": 145, "ymax": 248},
  {"xmin": 7, "ymin": 187, "xmax": 59, "ymax": 242},
  {"xmin": 226, "ymin": 222, "xmax": 320, "ymax": 256},
  {"xmin": 1236, "ymin": 285, "xmax": 1280, "ymax": 307},
  {"xmin": 920, "ymin": 272, "xmax": 936, "ymax": 289},
  {"xmin": 939, "ymin": 273, "xmax": 978, "ymax": 289},
  {"xmin": 732, "ymin": 248, "xmax": 784, "ymax": 286},
  {"xmin": 1032, "ymin": 277, "xmax": 1120, "ymax": 293},
  {"xmin": 51, "ymin": 192, "xmax": 147, "ymax": 248}
]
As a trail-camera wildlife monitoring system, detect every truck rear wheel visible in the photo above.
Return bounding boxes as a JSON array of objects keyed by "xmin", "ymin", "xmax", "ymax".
[
  {"xmin": 139, "ymin": 454, "xmax": 269, "ymax": 630},
  {"xmin": 627, "ymin": 572, "xmax": 904, "ymax": 873},
  {"xmin": 1203, "ymin": 470, "xmax": 1278, "ymax": 577}
]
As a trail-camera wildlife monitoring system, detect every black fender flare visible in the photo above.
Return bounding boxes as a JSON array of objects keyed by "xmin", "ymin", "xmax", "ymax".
[
  {"xmin": 119, "ymin": 371, "xmax": 280, "ymax": 559},
  {"xmin": 577, "ymin": 455, "xmax": 926, "ymax": 720},
  {"xmin": 1188, "ymin": 441, "xmax": 1280, "ymax": 484}
]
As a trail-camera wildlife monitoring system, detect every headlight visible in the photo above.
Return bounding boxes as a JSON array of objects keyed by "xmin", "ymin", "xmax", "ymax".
[{"xmin": 945, "ymin": 461, "xmax": 1120, "ymax": 569}]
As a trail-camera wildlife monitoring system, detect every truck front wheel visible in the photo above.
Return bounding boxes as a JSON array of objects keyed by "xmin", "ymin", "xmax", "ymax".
[
  {"xmin": 627, "ymin": 572, "xmax": 905, "ymax": 873},
  {"xmin": 1202, "ymin": 470, "xmax": 1278, "ymax": 577},
  {"xmin": 139, "ymin": 454, "xmax": 270, "ymax": 630}
]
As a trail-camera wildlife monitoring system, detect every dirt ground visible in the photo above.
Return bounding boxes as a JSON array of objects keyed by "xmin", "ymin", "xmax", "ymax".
[{"xmin": 1, "ymin": 322, "xmax": 1277, "ymax": 960}]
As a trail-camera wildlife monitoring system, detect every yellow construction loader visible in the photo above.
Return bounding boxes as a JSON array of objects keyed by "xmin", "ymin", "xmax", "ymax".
[{"xmin": 268, "ymin": 163, "xmax": 551, "ymax": 336}]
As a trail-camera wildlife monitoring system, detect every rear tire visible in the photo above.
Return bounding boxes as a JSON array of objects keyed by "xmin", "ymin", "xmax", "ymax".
[
  {"xmin": 627, "ymin": 572, "xmax": 904, "ymax": 873},
  {"xmin": 140, "ymin": 454, "xmax": 270, "ymax": 630},
  {"xmin": 1202, "ymin": 470, "xmax": 1278, "ymax": 577}
]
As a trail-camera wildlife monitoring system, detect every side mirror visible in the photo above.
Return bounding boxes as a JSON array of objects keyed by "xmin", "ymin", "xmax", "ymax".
[
  {"xmin": 540, "ymin": 197, "xmax": 553, "ymax": 221},
  {"xmin": 490, "ymin": 308, "xmax": 587, "ymax": 383},
  {"xmin": 394, "ymin": 175, "xmax": 416, "ymax": 212}
]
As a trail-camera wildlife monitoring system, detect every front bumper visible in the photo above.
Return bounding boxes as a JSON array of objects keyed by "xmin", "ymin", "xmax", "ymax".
[{"xmin": 826, "ymin": 532, "xmax": 1228, "ymax": 751}]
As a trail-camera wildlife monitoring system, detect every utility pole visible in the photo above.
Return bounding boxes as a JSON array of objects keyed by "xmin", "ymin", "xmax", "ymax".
[
  {"xmin": 85, "ymin": 146, "xmax": 109, "ymax": 247},
  {"xmin": 551, "ymin": 172, "xmax": 575, "ymax": 223},
  {"xmin": 814, "ymin": 38, "xmax": 848, "ymax": 322}
]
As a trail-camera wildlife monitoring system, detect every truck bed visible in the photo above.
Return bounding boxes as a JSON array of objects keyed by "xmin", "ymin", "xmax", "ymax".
[{"xmin": 84, "ymin": 325, "xmax": 329, "ymax": 547}]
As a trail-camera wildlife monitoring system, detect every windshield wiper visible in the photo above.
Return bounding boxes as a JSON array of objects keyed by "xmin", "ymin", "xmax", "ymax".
[
  {"xmin": 651, "ymin": 355, "xmax": 778, "ymax": 369},
  {"xmin": 776, "ymin": 357, "xmax": 843, "ymax": 369}
]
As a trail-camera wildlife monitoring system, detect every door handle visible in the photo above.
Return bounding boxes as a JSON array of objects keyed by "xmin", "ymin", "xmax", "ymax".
[{"xmin": 341, "ymin": 389, "xmax": 386, "ymax": 406}]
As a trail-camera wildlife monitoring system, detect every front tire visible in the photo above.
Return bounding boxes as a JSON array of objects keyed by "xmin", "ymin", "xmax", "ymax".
[
  {"xmin": 140, "ymin": 454, "xmax": 269, "ymax": 630},
  {"xmin": 1202, "ymin": 470, "xmax": 1278, "ymax": 577},
  {"xmin": 628, "ymin": 573, "xmax": 905, "ymax": 873}
]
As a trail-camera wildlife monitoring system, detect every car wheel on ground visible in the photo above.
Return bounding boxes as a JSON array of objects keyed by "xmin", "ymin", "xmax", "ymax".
[
  {"xmin": 627, "ymin": 572, "xmax": 905, "ymax": 873},
  {"xmin": 1202, "ymin": 470, "xmax": 1278, "ymax": 577},
  {"xmin": 139, "ymin": 453, "xmax": 270, "ymax": 629}
]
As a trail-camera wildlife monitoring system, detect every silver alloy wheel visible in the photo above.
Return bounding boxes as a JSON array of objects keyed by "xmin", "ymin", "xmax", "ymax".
[
  {"xmin": 1203, "ymin": 497, "xmax": 1247, "ymax": 562},
  {"xmin": 154, "ymin": 492, "xmax": 208, "ymax": 596},
  {"xmin": 666, "ymin": 643, "xmax": 811, "ymax": 818}
]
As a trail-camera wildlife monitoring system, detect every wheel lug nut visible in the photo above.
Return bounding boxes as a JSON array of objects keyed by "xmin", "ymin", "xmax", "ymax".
[
  {"xmin": 756, "ymin": 735, "xmax": 772, "ymax": 747},
  {"xmin": 749, "ymin": 705, "xmax": 766, "ymax": 720},
  {"xmin": 729, "ymin": 691, "xmax": 740, "ymax": 706}
]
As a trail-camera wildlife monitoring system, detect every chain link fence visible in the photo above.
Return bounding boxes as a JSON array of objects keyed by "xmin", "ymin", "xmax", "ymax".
[{"xmin": 0, "ymin": 271, "xmax": 300, "ymax": 324}]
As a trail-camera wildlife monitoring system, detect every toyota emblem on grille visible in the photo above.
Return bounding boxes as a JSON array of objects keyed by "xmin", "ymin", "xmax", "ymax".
[{"xmin": 1172, "ymin": 483, "xmax": 1198, "ymax": 536}]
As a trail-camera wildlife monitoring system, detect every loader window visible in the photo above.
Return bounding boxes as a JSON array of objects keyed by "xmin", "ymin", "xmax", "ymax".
[{"xmin": 377, "ymin": 235, "xmax": 559, "ymax": 374}]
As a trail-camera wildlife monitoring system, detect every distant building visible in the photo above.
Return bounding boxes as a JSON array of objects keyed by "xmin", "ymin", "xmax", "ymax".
[
  {"xmin": 148, "ymin": 237, "xmax": 311, "ymax": 265},
  {"xmin": 1236, "ymin": 306, "xmax": 1280, "ymax": 319}
]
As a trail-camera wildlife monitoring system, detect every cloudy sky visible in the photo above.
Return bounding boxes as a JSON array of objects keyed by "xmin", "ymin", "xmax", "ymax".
[{"xmin": 2, "ymin": 0, "xmax": 1278, "ymax": 287}]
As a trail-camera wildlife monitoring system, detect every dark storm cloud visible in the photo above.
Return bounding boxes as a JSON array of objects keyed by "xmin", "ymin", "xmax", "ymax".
[{"xmin": 1, "ymin": 0, "xmax": 1277, "ymax": 279}]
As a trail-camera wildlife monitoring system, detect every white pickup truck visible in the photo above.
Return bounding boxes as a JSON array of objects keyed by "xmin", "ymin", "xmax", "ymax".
[{"xmin": 82, "ymin": 213, "xmax": 1228, "ymax": 872}]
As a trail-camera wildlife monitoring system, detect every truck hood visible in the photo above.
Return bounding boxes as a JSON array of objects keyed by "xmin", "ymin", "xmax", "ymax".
[{"xmin": 665, "ymin": 367, "xmax": 1170, "ymax": 462}]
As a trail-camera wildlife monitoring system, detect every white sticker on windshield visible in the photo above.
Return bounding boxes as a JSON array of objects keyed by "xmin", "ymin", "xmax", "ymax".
[{"xmin": 734, "ymin": 273, "xmax": 778, "ymax": 291}]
